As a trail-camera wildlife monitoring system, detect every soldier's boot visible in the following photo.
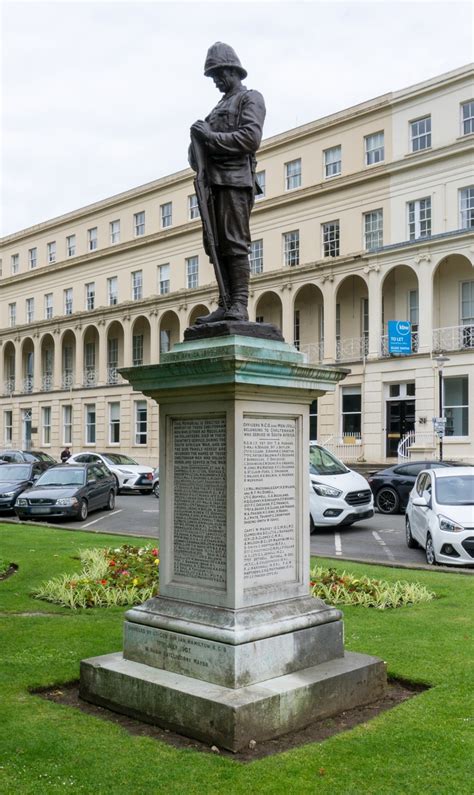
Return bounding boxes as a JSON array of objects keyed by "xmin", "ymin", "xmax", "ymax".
[
  {"xmin": 225, "ymin": 256, "xmax": 250, "ymax": 321},
  {"xmin": 195, "ymin": 267, "xmax": 230, "ymax": 325}
]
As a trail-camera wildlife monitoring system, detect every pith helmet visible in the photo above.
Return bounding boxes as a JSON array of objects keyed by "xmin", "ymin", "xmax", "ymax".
[{"xmin": 204, "ymin": 42, "xmax": 247, "ymax": 79}]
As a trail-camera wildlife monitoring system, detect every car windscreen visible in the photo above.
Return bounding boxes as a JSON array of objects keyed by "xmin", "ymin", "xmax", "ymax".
[
  {"xmin": 309, "ymin": 446, "xmax": 348, "ymax": 476},
  {"xmin": 0, "ymin": 465, "xmax": 30, "ymax": 481},
  {"xmin": 435, "ymin": 476, "xmax": 474, "ymax": 505},
  {"xmin": 35, "ymin": 469, "xmax": 85, "ymax": 487},
  {"xmin": 102, "ymin": 454, "xmax": 138, "ymax": 465},
  {"xmin": 32, "ymin": 451, "xmax": 55, "ymax": 463}
]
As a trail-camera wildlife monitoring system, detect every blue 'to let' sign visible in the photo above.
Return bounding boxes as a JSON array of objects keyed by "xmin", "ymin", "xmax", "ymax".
[{"xmin": 388, "ymin": 320, "xmax": 412, "ymax": 354}]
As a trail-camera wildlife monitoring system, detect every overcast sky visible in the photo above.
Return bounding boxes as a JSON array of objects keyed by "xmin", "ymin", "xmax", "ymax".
[{"xmin": 1, "ymin": 0, "xmax": 473, "ymax": 237}]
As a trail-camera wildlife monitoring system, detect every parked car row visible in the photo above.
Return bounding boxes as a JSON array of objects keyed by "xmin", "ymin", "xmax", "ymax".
[{"xmin": 367, "ymin": 460, "xmax": 470, "ymax": 514}]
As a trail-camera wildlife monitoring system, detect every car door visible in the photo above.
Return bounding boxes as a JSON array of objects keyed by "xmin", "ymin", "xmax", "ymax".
[
  {"xmin": 85, "ymin": 465, "xmax": 102, "ymax": 510},
  {"xmin": 394, "ymin": 463, "xmax": 425, "ymax": 507},
  {"xmin": 94, "ymin": 463, "xmax": 111, "ymax": 507},
  {"xmin": 410, "ymin": 473, "xmax": 428, "ymax": 543}
]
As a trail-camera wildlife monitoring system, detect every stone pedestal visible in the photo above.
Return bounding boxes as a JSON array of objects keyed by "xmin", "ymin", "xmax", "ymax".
[{"xmin": 80, "ymin": 335, "xmax": 386, "ymax": 751}]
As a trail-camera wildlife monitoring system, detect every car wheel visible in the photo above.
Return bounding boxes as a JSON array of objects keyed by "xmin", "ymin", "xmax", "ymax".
[
  {"xmin": 425, "ymin": 533, "xmax": 437, "ymax": 565},
  {"xmin": 405, "ymin": 516, "xmax": 419, "ymax": 549},
  {"xmin": 105, "ymin": 490, "xmax": 115, "ymax": 511},
  {"xmin": 113, "ymin": 475, "xmax": 121, "ymax": 494},
  {"xmin": 79, "ymin": 499, "xmax": 88, "ymax": 521},
  {"xmin": 139, "ymin": 489, "xmax": 151, "ymax": 495},
  {"xmin": 375, "ymin": 487, "xmax": 400, "ymax": 514},
  {"xmin": 153, "ymin": 482, "xmax": 159, "ymax": 499}
]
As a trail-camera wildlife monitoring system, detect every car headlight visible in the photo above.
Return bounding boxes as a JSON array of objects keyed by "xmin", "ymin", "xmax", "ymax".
[
  {"xmin": 2, "ymin": 491, "xmax": 16, "ymax": 498},
  {"xmin": 55, "ymin": 498, "xmax": 79, "ymax": 507},
  {"xmin": 438, "ymin": 514, "xmax": 464, "ymax": 533},
  {"xmin": 119, "ymin": 469, "xmax": 134, "ymax": 475},
  {"xmin": 16, "ymin": 498, "xmax": 28, "ymax": 506},
  {"xmin": 312, "ymin": 483, "xmax": 343, "ymax": 498}
]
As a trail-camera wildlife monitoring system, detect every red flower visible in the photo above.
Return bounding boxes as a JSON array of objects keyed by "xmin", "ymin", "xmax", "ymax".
[
  {"xmin": 100, "ymin": 579, "xmax": 107, "ymax": 585},
  {"xmin": 151, "ymin": 548, "xmax": 159, "ymax": 557},
  {"xmin": 109, "ymin": 561, "xmax": 116, "ymax": 567}
]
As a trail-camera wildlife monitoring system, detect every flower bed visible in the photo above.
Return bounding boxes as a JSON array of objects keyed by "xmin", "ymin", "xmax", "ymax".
[{"xmin": 310, "ymin": 565, "xmax": 435, "ymax": 609}]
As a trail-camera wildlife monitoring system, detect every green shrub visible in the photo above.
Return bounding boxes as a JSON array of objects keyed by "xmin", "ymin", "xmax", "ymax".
[
  {"xmin": 310, "ymin": 565, "xmax": 436, "ymax": 609},
  {"xmin": 33, "ymin": 544, "xmax": 159, "ymax": 609},
  {"xmin": 0, "ymin": 557, "xmax": 9, "ymax": 576}
]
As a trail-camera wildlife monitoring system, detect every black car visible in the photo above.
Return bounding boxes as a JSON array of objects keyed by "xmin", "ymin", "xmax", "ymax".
[
  {"xmin": 367, "ymin": 460, "xmax": 468, "ymax": 514},
  {"xmin": 0, "ymin": 463, "xmax": 44, "ymax": 512},
  {"xmin": 0, "ymin": 449, "xmax": 56, "ymax": 474},
  {"xmin": 15, "ymin": 463, "xmax": 116, "ymax": 522}
]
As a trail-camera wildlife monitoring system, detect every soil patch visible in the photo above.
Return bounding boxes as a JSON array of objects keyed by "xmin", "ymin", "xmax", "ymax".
[
  {"xmin": 0, "ymin": 563, "xmax": 18, "ymax": 581},
  {"xmin": 36, "ymin": 678, "xmax": 427, "ymax": 762}
]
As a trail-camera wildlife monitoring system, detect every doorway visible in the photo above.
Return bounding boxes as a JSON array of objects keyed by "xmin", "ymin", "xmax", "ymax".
[{"xmin": 386, "ymin": 400, "xmax": 415, "ymax": 457}]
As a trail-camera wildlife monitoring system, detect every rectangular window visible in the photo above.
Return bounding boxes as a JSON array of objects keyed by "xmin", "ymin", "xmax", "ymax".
[
  {"xmin": 110, "ymin": 220, "xmax": 120, "ymax": 244},
  {"xmin": 410, "ymin": 116, "xmax": 431, "ymax": 152},
  {"xmin": 161, "ymin": 202, "xmax": 172, "ymax": 228},
  {"xmin": 293, "ymin": 309, "xmax": 300, "ymax": 350},
  {"xmin": 109, "ymin": 402, "xmax": 120, "ymax": 444},
  {"xmin": 66, "ymin": 234, "xmax": 76, "ymax": 257},
  {"xmin": 461, "ymin": 100, "xmax": 474, "ymax": 136},
  {"xmin": 88, "ymin": 227, "xmax": 98, "ymax": 251},
  {"xmin": 255, "ymin": 170, "xmax": 266, "ymax": 198},
  {"xmin": 409, "ymin": 289, "xmax": 419, "ymax": 326},
  {"xmin": 42, "ymin": 407, "xmax": 51, "ymax": 446},
  {"xmin": 47, "ymin": 241, "xmax": 56, "ymax": 263},
  {"xmin": 134, "ymin": 211, "xmax": 145, "ymax": 236},
  {"xmin": 365, "ymin": 131, "xmax": 384, "ymax": 165},
  {"xmin": 158, "ymin": 263, "xmax": 170, "ymax": 294},
  {"xmin": 362, "ymin": 297, "xmax": 369, "ymax": 348},
  {"xmin": 249, "ymin": 239, "xmax": 263, "ymax": 274},
  {"xmin": 188, "ymin": 194, "xmax": 200, "ymax": 220},
  {"xmin": 342, "ymin": 387, "xmax": 362, "ymax": 434},
  {"xmin": 285, "ymin": 158, "xmax": 301, "ymax": 190},
  {"xmin": 408, "ymin": 197, "xmax": 431, "ymax": 240},
  {"xmin": 4, "ymin": 410, "xmax": 13, "ymax": 444},
  {"xmin": 283, "ymin": 230, "xmax": 300, "ymax": 267},
  {"xmin": 85, "ymin": 404, "xmax": 96, "ymax": 444},
  {"xmin": 461, "ymin": 281, "xmax": 474, "ymax": 348},
  {"xmin": 85, "ymin": 283, "xmax": 95, "ymax": 311},
  {"xmin": 26, "ymin": 297, "xmax": 35, "ymax": 324},
  {"xmin": 133, "ymin": 334, "xmax": 144, "ymax": 366},
  {"xmin": 460, "ymin": 187, "xmax": 474, "ymax": 228},
  {"xmin": 135, "ymin": 400, "xmax": 147, "ymax": 445},
  {"xmin": 64, "ymin": 288, "xmax": 73, "ymax": 316},
  {"xmin": 62, "ymin": 405, "xmax": 72, "ymax": 445},
  {"xmin": 63, "ymin": 346, "xmax": 73, "ymax": 388},
  {"xmin": 28, "ymin": 247, "xmax": 37, "ymax": 269},
  {"xmin": 324, "ymin": 145, "xmax": 341, "ymax": 178},
  {"xmin": 8, "ymin": 303, "xmax": 16, "ymax": 328},
  {"xmin": 322, "ymin": 221, "xmax": 340, "ymax": 257},
  {"xmin": 11, "ymin": 254, "xmax": 19, "ymax": 274},
  {"xmin": 107, "ymin": 276, "xmax": 118, "ymax": 306},
  {"xmin": 444, "ymin": 376, "xmax": 468, "ymax": 437},
  {"xmin": 132, "ymin": 270, "xmax": 143, "ymax": 301},
  {"xmin": 364, "ymin": 209, "xmax": 383, "ymax": 250},
  {"xmin": 107, "ymin": 337, "xmax": 118, "ymax": 369},
  {"xmin": 309, "ymin": 400, "xmax": 318, "ymax": 441},
  {"xmin": 186, "ymin": 255, "xmax": 199, "ymax": 289},
  {"xmin": 160, "ymin": 329, "xmax": 171, "ymax": 354},
  {"xmin": 44, "ymin": 293, "xmax": 53, "ymax": 320}
]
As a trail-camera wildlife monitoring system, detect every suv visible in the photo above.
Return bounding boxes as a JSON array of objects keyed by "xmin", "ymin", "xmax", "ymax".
[
  {"xmin": 309, "ymin": 444, "xmax": 374, "ymax": 531},
  {"xmin": 0, "ymin": 450, "xmax": 56, "ymax": 473}
]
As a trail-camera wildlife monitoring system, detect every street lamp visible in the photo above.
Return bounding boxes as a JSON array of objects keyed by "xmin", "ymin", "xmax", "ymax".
[{"xmin": 433, "ymin": 354, "xmax": 450, "ymax": 461}]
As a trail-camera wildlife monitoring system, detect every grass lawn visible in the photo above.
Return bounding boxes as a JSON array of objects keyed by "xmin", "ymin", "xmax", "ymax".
[{"xmin": 0, "ymin": 522, "xmax": 472, "ymax": 794}]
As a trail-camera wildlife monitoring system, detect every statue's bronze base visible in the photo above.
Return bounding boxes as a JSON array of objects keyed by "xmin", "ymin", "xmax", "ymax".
[{"xmin": 184, "ymin": 320, "xmax": 284, "ymax": 342}]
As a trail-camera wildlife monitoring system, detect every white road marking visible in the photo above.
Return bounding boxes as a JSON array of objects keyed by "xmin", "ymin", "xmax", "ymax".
[
  {"xmin": 143, "ymin": 510, "xmax": 159, "ymax": 513},
  {"xmin": 80, "ymin": 516, "xmax": 105, "ymax": 528},
  {"xmin": 372, "ymin": 530, "xmax": 396, "ymax": 561},
  {"xmin": 108, "ymin": 510, "xmax": 122, "ymax": 517},
  {"xmin": 334, "ymin": 532, "xmax": 342, "ymax": 556}
]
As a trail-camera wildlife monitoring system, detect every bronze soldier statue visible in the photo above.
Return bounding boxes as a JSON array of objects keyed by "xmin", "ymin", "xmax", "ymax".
[{"xmin": 189, "ymin": 42, "xmax": 266, "ymax": 324}]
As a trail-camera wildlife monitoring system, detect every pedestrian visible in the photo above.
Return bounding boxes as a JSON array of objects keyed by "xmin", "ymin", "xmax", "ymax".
[
  {"xmin": 60, "ymin": 446, "xmax": 71, "ymax": 463},
  {"xmin": 189, "ymin": 42, "xmax": 266, "ymax": 323}
]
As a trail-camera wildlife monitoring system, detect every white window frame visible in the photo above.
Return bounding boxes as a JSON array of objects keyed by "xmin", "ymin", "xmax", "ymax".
[
  {"xmin": 188, "ymin": 195, "xmax": 200, "ymax": 220},
  {"xmin": 28, "ymin": 247, "xmax": 37, "ymax": 269},
  {"xmin": 134, "ymin": 211, "xmax": 145, "ymax": 237},
  {"xmin": 110, "ymin": 220, "xmax": 120, "ymax": 245},
  {"xmin": 255, "ymin": 170, "xmax": 266, "ymax": 198},
  {"xmin": 443, "ymin": 376, "xmax": 469, "ymax": 437},
  {"xmin": 88, "ymin": 227, "xmax": 98, "ymax": 251},
  {"xmin": 324, "ymin": 146, "xmax": 342, "ymax": 178},
  {"xmin": 62, "ymin": 405, "xmax": 72, "ymax": 445},
  {"xmin": 158, "ymin": 263, "xmax": 170, "ymax": 295},
  {"xmin": 47, "ymin": 241, "xmax": 56, "ymax": 264},
  {"xmin": 249, "ymin": 239, "xmax": 263, "ymax": 274},
  {"xmin": 64, "ymin": 288, "xmax": 73, "ymax": 316},
  {"xmin": 11, "ymin": 254, "xmax": 19, "ymax": 274},
  {"xmin": 322, "ymin": 221, "xmax": 340, "ymax": 258},
  {"xmin": 44, "ymin": 293, "xmax": 53, "ymax": 320},
  {"xmin": 341, "ymin": 386, "xmax": 362, "ymax": 436},
  {"xmin": 460, "ymin": 187, "xmax": 474, "ymax": 228},
  {"xmin": 108, "ymin": 402, "xmax": 121, "ymax": 444},
  {"xmin": 285, "ymin": 159, "xmax": 301, "ymax": 190},
  {"xmin": 283, "ymin": 230, "xmax": 299, "ymax": 267},
  {"xmin": 4, "ymin": 410, "xmax": 13, "ymax": 445},
  {"xmin": 364, "ymin": 132, "xmax": 384, "ymax": 166},
  {"xmin": 186, "ymin": 256, "xmax": 199, "ymax": 289},
  {"xmin": 26, "ymin": 297, "xmax": 35, "ymax": 324},
  {"xmin": 134, "ymin": 400, "xmax": 147, "ymax": 445},
  {"xmin": 85, "ymin": 404, "xmax": 96, "ymax": 445},
  {"xmin": 85, "ymin": 283, "xmax": 95, "ymax": 311},
  {"xmin": 42, "ymin": 406, "xmax": 52, "ymax": 446},
  {"xmin": 132, "ymin": 270, "xmax": 143, "ymax": 301},
  {"xmin": 160, "ymin": 202, "xmax": 173, "ymax": 229},
  {"xmin": 408, "ymin": 197, "xmax": 431, "ymax": 240},
  {"xmin": 363, "ymin": 209, "xmax": 383, "ymax": 250},
  {"xmin": 132, "ymin": 333, "xmax": 144, "ymax": 366},
  {"xmin": 461, "ymin": 100, "xmax": 474, "ymax": 136},
  {"xmin": 8, "ymin": 303, "xmax": 16, "ymax": 328},
  {"xmin": 107, "ymin": 276, "xmax": 118, "ymax": 306},
  {"xmin": 160, "ymin": 329, "xmax": 171, "ymax": 354},
  {"xmin": 410, "ymin": 115, "xmax": 431, "ymax": 152},
  {"xmin": 460, "ymin": 281, "xmax": 474, "ymax": 328},
  {"xmin": 66, "ymin": 234, "xmax": 76, "ymax": 257}
]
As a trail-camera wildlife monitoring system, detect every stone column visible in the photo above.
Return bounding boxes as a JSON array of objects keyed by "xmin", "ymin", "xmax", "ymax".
[
  {"xmin": 53, "ymin": 331, "xmax": 62, "ymax": 391},
  {"xmin": 366, "ymin": 265, "xmax": 383, "ymax": 360},
  {"xmin": 148, "ymin": 311, "xmax": 159, "ymax": 365},
  {"xmin": 97, "ymin": 323, "xmax": 107, "ymax": 386},
  {"xmin": 33, "ymin": 336, "xmax": 41, "ymax": 392},
  {"xmin": 416, "ymin": 259, "xmax": 434, "ymax": 354},
  {"xmin": 14, "ymin": 341, "xmax": 22, "ymax": 393},
  {"xmin": 322, "ymin": 277, "xmax": 336, "ymax": 362},
  {"xmin": 75, "ymin": 329, "xmax": 84, "ymax": 389}
]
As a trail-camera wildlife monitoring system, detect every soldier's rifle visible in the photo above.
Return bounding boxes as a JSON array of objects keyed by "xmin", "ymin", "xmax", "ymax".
[{"xmin": 190, "ymin": 132, "xmax": 229, "ymax": 310}]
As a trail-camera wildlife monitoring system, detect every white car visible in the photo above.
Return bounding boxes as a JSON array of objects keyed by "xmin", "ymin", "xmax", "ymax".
[
  {"xmin": 309, "ymin": 443, "xmax": 374, "ymax": 531},
  {"xmin": 67, "ymin": 452, "xmax": 154, "ymax": 494},
  {"xmin": 405, "ymin": 466, "xmax": 474, "ymax": 566}
]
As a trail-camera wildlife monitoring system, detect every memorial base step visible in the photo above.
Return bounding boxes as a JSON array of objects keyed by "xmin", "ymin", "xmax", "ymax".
[{"xmin": 80, "ymin": 650, "xmax": 387, "ymax": 753}]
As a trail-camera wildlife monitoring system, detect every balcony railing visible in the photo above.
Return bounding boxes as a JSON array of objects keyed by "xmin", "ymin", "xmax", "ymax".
[
  {"xmin": 336, "ymin": 336, "xmax": 369, "ymax": 362},
  {"xmin": 321, "ymin": 433, "xmax": 364, "ymax": 462},
  {"xmin": 397, "ymin": 431, "xmax": 437, "ymax": 463},
  {"xmin": 299, "ymin": 341, "xmax": 324, "ymax": 364},
  {"xmin": 83, "ymin": 368, "xmax": 98, "ymax": 388},
  {"xmin": 41, "ymin": 373, "xmax": 53, "ymax": 392},
  {"xmin": 3, "ymin": 377, "xmax": 15, "ymax": 395},
  {"xmin": 381, "ymin": 331, "xmax": 419, "ymax": 358},
  {"xmin": 433, "ymin": 324, "xmax": 474, "ymax": 353},
  {"xmin": 62, "ymin": 372, "xmax": 74, "ymax": 390},
  {"xmin": 22, "ymin": 375, "xmax": 34, "ymax": 394},
  {"xmin": 107, "ymin": 366, "xmax": 122, "ymax": 385}
]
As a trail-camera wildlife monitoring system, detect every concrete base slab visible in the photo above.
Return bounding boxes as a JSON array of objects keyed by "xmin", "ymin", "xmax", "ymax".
[{"xmin": 80, "ymin": 650, "xmax": 387, "ymax": 752}]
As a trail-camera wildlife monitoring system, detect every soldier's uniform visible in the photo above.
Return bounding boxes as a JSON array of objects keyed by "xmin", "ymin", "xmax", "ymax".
[{"xmin": 189, "ymin": 43, "xmax": 266, "ymax": 323}]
